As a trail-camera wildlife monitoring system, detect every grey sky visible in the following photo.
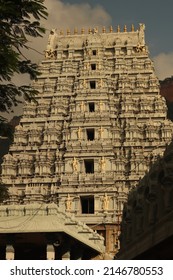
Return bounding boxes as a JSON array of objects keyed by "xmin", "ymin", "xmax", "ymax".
[{"xmin": 62, "ymin": 0, "xmax": 173, "ymax": 56}]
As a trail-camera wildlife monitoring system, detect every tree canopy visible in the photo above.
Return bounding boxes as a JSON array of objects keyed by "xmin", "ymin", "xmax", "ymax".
[{"xmin": 0, "ymin": 0, "xmax": 48, "ymax": 137}]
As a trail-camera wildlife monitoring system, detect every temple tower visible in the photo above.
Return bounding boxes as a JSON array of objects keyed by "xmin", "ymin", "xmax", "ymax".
[{"xmin": 1, "ymin": 24, "xmax": 173, "ymax": 257}]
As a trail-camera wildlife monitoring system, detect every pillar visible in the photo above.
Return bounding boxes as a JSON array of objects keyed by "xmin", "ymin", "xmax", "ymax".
[
  {"xmin": 75, "ymin": 248, "xmax": 83, "ymax": 260},
  {"xmin": 6, "ymin": 245, "xmax": 14, "ymax": 260},
  {"xmin": 62, "ymin": 250, "xmax": 70, "ymax": 260},
  {"xmin": 46, "ymin": 244, "xmax": 55, "ymax": 260}
]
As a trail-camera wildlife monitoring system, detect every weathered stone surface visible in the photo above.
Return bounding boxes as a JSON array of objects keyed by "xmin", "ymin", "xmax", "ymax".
[{"xmin": 1, "ymin": 24, "xmax": 173, "ymax": 257}]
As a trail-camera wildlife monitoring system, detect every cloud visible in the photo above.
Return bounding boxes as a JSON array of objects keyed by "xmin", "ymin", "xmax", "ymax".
[
  {"xmin": 153, "ymin": 52, "xmax": 173, "ymax": 80},
  {"xmin": 45, "ymin": 0, "xmax": 112, "ymax": 30}
]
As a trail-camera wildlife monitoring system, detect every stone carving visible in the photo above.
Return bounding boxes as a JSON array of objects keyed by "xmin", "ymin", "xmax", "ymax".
[
  {"xmin": 72, "ymin": 157, "xmax": 78, "ymax": 172},
  {"xmin": 65, "ymin": 194, "xmax": 72, "ymax": 211},
  {"xmin": 138, "ymin": 23, "xmax": 145, "ymax": 45},
  {"xmin": 77, "ymin": 127, "xmax": 82, "ymax": 139},
  {"xmin": 50, "ymin": 183, "xmax": 56, "ymax": 195},
  {"xmin": 80, "ymin": 101, "xmax": 85, "ymax": 111},
  {"xmin": 99, "ymin": 157, "xmax": 106, "ymax": 172},
  {"xmin": 1, "ymin": 24, "xmax": 173, "ymax": 258},
  {"xmin": 102, "ymin": 194, "xmax": 110, "ymax": 211},
  {"xmin": 99, "ymin": 101, "xmax": 103, "ymax": 111},
  {"xmin": 45, "ymin": 29, "xmax": 58, "ymax": 59}
]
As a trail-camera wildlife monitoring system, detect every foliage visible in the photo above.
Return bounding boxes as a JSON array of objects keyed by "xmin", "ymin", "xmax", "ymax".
[{"xmin": 0, "ymin": 0, "xmax": 48, "ymax": 136}]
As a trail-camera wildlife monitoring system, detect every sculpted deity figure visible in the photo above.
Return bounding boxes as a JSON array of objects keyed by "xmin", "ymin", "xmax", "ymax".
[
  {"xmin": 102, "ymin": 194, "xmax": 110, "ymax": 210},
  {"xmin": 77, "ymin": 127, "xmax": 82, "ymax": 139},
  {"xmin": 72, "ymin": 157, "xmax": 78, "ymax": 172},
  {"xmin": 65, "ymin": 194, "xmax": 72, "ymax": 211},
  {"xmin": 47, "ymin": 29, "xmax": 57, "ymax": 49},
  {"xmin": 138, "ymin": 23, "xmax": 145, "ymax": 46},
  {"xmin": 80, "ymin": 101, "xmax": 85, "ymax": 111},
  {"xmin": 99, "ymin": 101, "xmax": 103, "ymax": 111},
  {"xmin": 83, "ymin": 79, "xmax": 86, "ymax": 88},
  {"xmin": 45, "ymin": 29, "xmax": 58, "ymax": 58},
  {"xmin": 51, "ymin": 183, "xmax": 56, "ymax": 195},
  {"xmin": 99, "ymin": 157, "xmax": 106, "ymax": 172}
]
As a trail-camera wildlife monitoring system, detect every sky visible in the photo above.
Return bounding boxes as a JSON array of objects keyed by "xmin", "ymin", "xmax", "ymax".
[
  {"xmin": 41, "ymin": 0, "xmax": 173, "ymax": 80},
  {"xmin": 6, "ymin": 0, "xmax": 173, "ymax": 118}
]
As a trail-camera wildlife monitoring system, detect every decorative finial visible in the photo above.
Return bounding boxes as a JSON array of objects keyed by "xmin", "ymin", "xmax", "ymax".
[
  {"xmin": 74, "ymin": 28, "xmax": 78, "ymax": 34},
  {"xmin": 110, "ymin": 26, "xmax": 113, "ymax": 33},
  {"xmin": 67, "ymin": 28, "xmax": 70, "ymax": 35},
  {"xmin": 131, "ymin": 24, "xmax": 135, "ymax": 32},
  {"xmin": 124, "ymin": 25, "xmax": 127, "ymax": 32},
  {"xmin": 92, "ymin": 27, "xmax": 98, "ymax": 34},
  {"xmin": 102, "ymin": 26, "xmax": 106, "ymax": 33},
  {"xmin": 88, "ymin": 27, "xmax": 92, "ymax": 34},
  {"xmin": 81, "ymin": 28, "xmax": 85, "ymax": 34},
  {"xmin": 60, "ymin": 30, "xmax": 63, "ymax": 35},
  {"xmin": 117, "ymin": 25, "xmax": 120, "ymax": 32}
]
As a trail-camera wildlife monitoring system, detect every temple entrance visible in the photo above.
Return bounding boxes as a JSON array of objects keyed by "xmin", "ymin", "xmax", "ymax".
[
  {"xmin": 15, "ymin": 243, "xmax": 46, "ymax": 260},
  {"xmin": 0, "ymin": 231, "xmax": 100, "ymax": 260}
]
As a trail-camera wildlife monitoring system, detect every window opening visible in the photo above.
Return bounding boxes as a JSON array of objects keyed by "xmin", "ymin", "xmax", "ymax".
[
  {"xmin": 81, "ymin": 196, "xmax": 94, "ymax": 214},
  {"xmin": 86, "ymin": 129, "xmax": 95, "ymax": 141},
  {"xmin": 91, "ymin": 64, "xmax": 96, "ymax": 70},
  {"xmin": 90, "ymin": 81, "xmax": 96, "ymax": 89},
  {"xmin": 84, "ymin": 159, "xmax": 94, "ymax": 173},
  {"xmin": 92, "ymin": 50, "xmax": 97, "ymax": 55},
  {"xmin": 89, "ymin": 102, "xmax": 95, "ymax": 112}
]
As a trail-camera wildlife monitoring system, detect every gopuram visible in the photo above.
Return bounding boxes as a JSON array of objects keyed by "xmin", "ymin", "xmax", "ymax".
[{"xmin": 1, "ymin": 24, "xmax": 173, "ymax": 259}]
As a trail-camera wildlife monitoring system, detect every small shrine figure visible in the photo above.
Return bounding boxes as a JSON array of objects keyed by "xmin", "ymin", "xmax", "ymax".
[
  {"xmin": 102, "ymin": 194, "xmax": 110, "ymax": 211},
  {"xmin": 72, "ymin": 157, "xmax": 78, "ymax": 172},
  {"xmin": 80, "ymin": 101, "xmax": 85, "ymax": 111},
  {"xmin": 51, "ymin": 183, "xmax": 56, "ymax": 195},
  {"xmin": 77, "ymin": 127, "xmax": 82, "ymax": 139},
  {"xmin": 99, "ymin": 157, "xmax": 106, "ymax": 172},
  {"xmin": 45, "ymin": 29, "xmax": 58, "ymax": 58},
  {"xmin": 138, "ymin": 23, "xmax": 145, "ymax": 46},
  {"xmin": 65, "ymin": 194, "xmax": 72, "ymax": 211},
  {"xmin": 99, "ymin": 101, "xmax": 103, "ymax": 111},
  {"xmin": 83, "ymin": 79, "xmax": 86, "ymax": 89}
]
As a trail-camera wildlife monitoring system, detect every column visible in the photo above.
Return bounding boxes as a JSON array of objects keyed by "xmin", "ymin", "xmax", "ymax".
[
  {"xmin": 62, "ymin": 250, "xmax": 70, "ymax": 260},
  {"xmin": 46, "ymin": 244, "xmax": 55, "ymax": 260},
  {"xmin": 6, "ymin": 245, "xmax": 14, "ymax": 260}
]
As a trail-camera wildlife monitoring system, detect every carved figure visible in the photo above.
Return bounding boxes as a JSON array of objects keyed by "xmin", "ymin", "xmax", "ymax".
[
  {"xmin": 138, "ymin": 23, "xmax": 145, "ymax": 46},
  {"xmin": 80, "ymin": 101, "xmax": 85, "ymax": 111},
  {"xmin": 83, "ymin": 79, "xmax": 87, "ymax": 88},
  {"xmin": 102, "ymin": 194, "xmax": 110, "ymax": 210},
  {"xmin": 45, "ymin": 29, "xmax": 58, "ymax": 58},
  {"xmin": 72, "ymin": 157, "xmax": 78, "ymax": 172},
  {"xmin": 47, "ymin": 29, "xmax": 57, "ymax": 49},
  {"xmin": 66, "ymin": 194, "xmax": 72, "ymax": 211},
  {"xmin": 100, "ymin": 157, "xmax": 106, "ymax": 171},
  {"xmin": 99, "ymin": 101, "xmax": 103, "ymax": 111},
  {"xmin": 77, "ymin": 127, "xmax": 82, "ymax": 139}
]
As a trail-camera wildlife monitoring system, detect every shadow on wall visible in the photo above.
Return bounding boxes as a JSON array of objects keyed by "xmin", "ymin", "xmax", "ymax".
[
  {"xmin": 160, "ymin": 77, "xmax": 173, "ymax": 121},
  {"xmin": 117, "ymin": 140, "xmax": 173, "ymax": 260}
]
